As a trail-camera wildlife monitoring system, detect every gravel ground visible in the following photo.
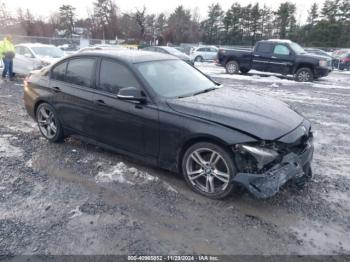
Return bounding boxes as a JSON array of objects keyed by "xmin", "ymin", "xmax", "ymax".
[{"xmin": 0, "ymin": 66, "xmax": 349, "ymax": 255}]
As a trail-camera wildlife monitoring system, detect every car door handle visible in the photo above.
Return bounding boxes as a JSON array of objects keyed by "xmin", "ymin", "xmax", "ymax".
[
  {"xmin": 52, "ymin": 86, "xmax": 61, "ymax": 93},
  {"xmin": 271, "ymin": 56, "xmax": 277, "ymax": 59},
  {"xmin": 254, "ymin": 54, "xmax": 260, "ymax": 57}
]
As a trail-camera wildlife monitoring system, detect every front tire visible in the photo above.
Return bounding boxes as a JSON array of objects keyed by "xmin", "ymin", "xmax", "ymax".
[
  {"xmin": 225, "ymin": 60, "xmax": 239, "ymax": 74},
  {"xmin": 36, "ymin": 103, "xmax": 64, "ymax": 143},
  {"xmin": 295, "ymin": 67, "xmax": 314, "ymax": 82},
  {"xmin": 182, "ymin": 142, "xmax": 236, "ymax": 199}
]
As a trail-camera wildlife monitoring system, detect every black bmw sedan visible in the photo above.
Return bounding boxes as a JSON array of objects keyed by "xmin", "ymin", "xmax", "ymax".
[{"xmin": 24, "ymin": 50, "xmax": 314, "ymax": 199}]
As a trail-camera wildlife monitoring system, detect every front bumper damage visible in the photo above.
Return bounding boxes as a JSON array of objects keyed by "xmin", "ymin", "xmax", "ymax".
[{"xmin": 233, "ymin": 138, "xmax": 314, "ymax": 199}]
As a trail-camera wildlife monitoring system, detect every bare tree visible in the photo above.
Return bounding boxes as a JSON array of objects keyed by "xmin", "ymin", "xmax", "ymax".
[
  {"xmin": 134, "ymin": 7, "xmax": 147, "ymax": 41},
  {"xmin": 59, "ymin": 5, "xmax": 76, "ymax": 37}
]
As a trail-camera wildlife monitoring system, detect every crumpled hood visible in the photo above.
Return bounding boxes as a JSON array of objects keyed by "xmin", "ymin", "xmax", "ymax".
[{"xmin": 166, "ymin": 87, "xmax": 304, "ymax": 140}]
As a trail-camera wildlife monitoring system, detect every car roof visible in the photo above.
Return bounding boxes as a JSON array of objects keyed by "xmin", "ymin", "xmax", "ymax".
[
  {"xmin": 15, "ymin": 43, "xmax": 56, "ymax": 48},
  {"xmin": 73, "ymin": 49, "xmax": 178, "ymax": 63},
  {"xmin": 196, "ymin": 46, "xmax": 217, "ymax": 49},
  {"xmin": 264, "ymin": 39, "xmax": 293, "ymax": 44}
]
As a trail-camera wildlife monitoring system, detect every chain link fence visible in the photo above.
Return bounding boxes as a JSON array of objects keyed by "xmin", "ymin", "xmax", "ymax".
[{"xmin": 0, "ymin": 34, "xmax": 121, "ymax": 51}]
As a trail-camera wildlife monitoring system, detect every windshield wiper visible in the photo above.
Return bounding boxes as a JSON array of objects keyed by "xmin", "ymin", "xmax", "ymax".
[{"xmin": 192, "ymin": 87, "xmax": 217, "ymax": 96}]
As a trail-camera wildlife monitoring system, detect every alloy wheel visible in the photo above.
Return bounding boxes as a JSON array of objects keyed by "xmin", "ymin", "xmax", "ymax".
[
  {"xmin": 298, "ymin": 70, "xmax": 311, "ymax": 82},
  {"xmin": 37, "ymin": 106, "xmax": 57, "ymax": 139},
  {"xmin": 186, "ymin": 148, "xmax": 230, "ymax": 194},
  {"xmin": 226, "ymin": 61, "xmax": 238, "ymax": 74}
]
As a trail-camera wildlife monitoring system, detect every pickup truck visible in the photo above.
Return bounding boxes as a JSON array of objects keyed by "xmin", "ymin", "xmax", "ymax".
[{"xmin": 216, "ymin": 39, "xmax": 332, "ymax": 82}]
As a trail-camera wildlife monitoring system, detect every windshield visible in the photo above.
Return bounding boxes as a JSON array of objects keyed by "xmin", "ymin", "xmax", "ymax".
[
  {"xmin": 31, "ymin": 46, "xmax": 64, "ymax": 58},
  {"xmin": 289, "ymin": 42, "xmax": 305, "ymax": 54},
  {"xmin": 136, "ymin": 60, "xmax": 217, "ymax": 98}
]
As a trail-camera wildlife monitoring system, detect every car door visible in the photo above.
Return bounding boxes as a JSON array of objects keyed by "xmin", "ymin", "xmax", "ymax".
[
  {"xmin": 49, "ymin": 57, "xmax": 98, "ymax": 137},
  {"xmin": 91, "ymin": 58, "xmax": 159, "ymax": 157},
  {"xmin": 13, "ymin": 46, "xmax": 36, "ymax": 75},
  {"xmin": 269, "ymin": 44, "xmax": 294, "ymax": 75},
  {"xmin": 251, "ymin": 42, "xmax": 274, "ymax": 72},
  {"xmin": 13, "ymin": 46, "xmax": 33, "ymax": 74},
  {"xmin": 195, "ymin": 47, "xmax": 207, "ymax": 60}
]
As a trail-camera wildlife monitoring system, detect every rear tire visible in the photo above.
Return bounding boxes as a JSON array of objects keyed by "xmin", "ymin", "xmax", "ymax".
[
  {"xmin": 225, "ymin": 60, "xmax": 239, "ymax": 74},
  {"xmin": 182, "ymin": 142, "xmax": 236, "ymax": 199},
  {"xmin": 295, "ymin": 67, "xmax": 314, "ymax": 82},
  {"xmin": 36, "ymin": 103, "xmax": 64, "ymax": 143},
  {"xmin": 195, "ymin": 56, "xmax": 203, "ymax": 62}
]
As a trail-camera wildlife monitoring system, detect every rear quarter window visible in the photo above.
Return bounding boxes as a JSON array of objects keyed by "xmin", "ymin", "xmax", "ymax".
[
  {"xmin": 51, "ymin": 62, "xmax": 67, "ymax": 82},
  {"xmin": 66, "ymin": 58, "xmax": 96, "ymax": 88}
]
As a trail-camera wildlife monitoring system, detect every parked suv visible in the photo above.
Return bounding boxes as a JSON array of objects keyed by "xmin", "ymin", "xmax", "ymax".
[
  {"xmin": 217, "ymin": 40, "xmax": 332, "ymax": 82},
  {"xmin": 190, "ymin": 46, "xmax": 218, "ymax": 62}
]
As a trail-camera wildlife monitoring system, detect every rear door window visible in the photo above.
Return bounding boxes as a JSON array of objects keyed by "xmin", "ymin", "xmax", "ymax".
[
  {"xmin": 255, "ymin": 43, "xmax": 273, "ymax": 53},
  {"xmin": 197, "ymin": 48, "xmax": 206, "ymax": 52},
  {"xmin": 98, "ymin": 59, "xmax": 140, "ymax": 94},
  {"xmin": 66, "ymin": 58, "xmax": 96, "ymax": 88}
]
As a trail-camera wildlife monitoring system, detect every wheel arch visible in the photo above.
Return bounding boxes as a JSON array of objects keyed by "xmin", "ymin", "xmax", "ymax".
[
  {"xmin": 33, "ymin": 99, "xmax": 50, "ymax": 117},
  {"xmin": 177, "ymin": 134, "xmax": 232, "ymax": 174},
  {"xmin": 294, "ymin": 63, "xmax": 315, "ymax": 74},
  {"xmin": 225, "ymin": 56, "xmax": 240, "ymax": 67}
]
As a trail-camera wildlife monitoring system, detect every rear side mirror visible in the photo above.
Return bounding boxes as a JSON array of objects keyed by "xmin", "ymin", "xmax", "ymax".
[{"xmin": 117, "ymin": 87, "xmax": 147, "ymax": 103}]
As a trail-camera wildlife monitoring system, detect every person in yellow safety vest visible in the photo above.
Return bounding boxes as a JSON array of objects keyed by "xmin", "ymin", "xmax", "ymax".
[{"xmin": 0, "ymin": 35, "xmax": 15, "ymax": 81}]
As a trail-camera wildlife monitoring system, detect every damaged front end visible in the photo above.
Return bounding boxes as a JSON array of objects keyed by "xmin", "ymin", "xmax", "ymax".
[{"xmin": 232, "ymin": 121, "xmax": 314, "ymax": 198}]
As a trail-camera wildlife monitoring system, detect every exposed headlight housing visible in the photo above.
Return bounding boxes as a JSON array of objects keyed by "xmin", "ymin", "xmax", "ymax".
[{"xmin": 235, "ymin": 144, "xmax": 280, "ymax": 169}]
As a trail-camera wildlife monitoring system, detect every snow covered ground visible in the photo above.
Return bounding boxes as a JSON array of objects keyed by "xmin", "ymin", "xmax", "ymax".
[
  {"xmin": 195, "ymin": 62, "xmax": 350, "ymax": 90},
  {"xmin": 0, "ymin": 68, "xmax": 350, "ymax": 255}
]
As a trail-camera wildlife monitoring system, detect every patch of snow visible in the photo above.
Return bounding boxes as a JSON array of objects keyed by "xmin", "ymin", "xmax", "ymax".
[
  {"xmin": 95, "ymin": 162, "xmax": 159, "ymax": 185},
  {"xmin": 69, "ymin": 206, "xmax": 83, "ymax": 218},
  {"xmin": 7, "ymin": 121, "xmax": 37, "ymax": 133},
  {"xmin": 270, "ymin": 83, "xmax": 279, "ymax": 88},
  {"xmin": 26, "ymin": 159, "xmax": 33, "ymax": 168},
  {"xmin": 163, "ymin": 182, "xmax": 178, "ymax": 194},
  {"xmin": 95, "ymin": 162, "xmax": 180, "ymax": 195},
  {"xmin": 78, "ymin": 154, "xmax": 95, "ymax": 164},
  {"xmin": 0, "ymin": 137, "xmax": 23, "ymax": 158},
  {"xmin": 196, "ymin": 62, "xmax": 350, "ymax": 90}
]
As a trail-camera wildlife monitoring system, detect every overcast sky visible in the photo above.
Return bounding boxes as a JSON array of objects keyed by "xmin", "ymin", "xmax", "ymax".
[{"xmin": 6, "ymin": 0, "xmax": 324, "ymax": 23}]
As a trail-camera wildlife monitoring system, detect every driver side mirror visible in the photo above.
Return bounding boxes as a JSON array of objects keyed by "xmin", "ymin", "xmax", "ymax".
[{"xmin": 117, "ymin": 87, "xmax": 147, "ymax": 103}]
